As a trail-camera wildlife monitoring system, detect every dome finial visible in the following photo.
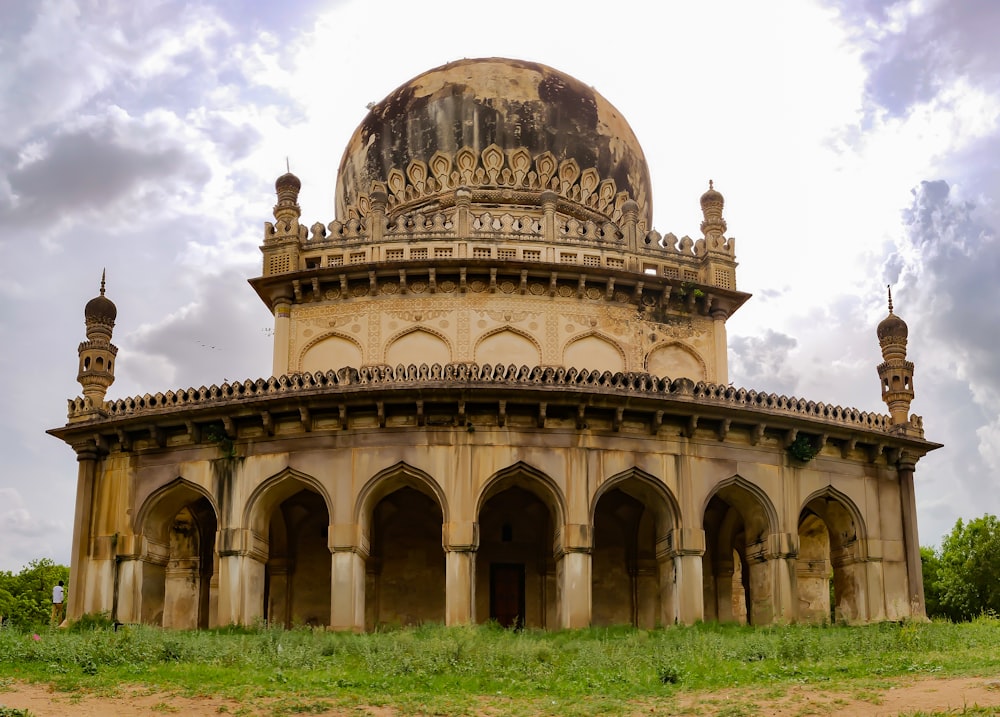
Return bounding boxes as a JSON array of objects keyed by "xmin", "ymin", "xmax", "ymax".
[
  {"xmin": 100, "ymin": 268, "xmax": 106, "ymax": 297},
  {"xmin": 887, "ymin": 284, "xmax": 893, "ymax": 314}
]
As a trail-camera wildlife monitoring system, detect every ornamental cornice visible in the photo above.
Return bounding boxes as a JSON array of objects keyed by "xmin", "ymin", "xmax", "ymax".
[{"xmin": 52, "ymin": 363, "xmax": 937, "ymax": 457}]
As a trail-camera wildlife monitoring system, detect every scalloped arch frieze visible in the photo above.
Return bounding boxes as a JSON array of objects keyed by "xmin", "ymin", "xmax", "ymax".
[{"xmin": 345, "ymin": 145, "xmax": 643, "ymax": 228}]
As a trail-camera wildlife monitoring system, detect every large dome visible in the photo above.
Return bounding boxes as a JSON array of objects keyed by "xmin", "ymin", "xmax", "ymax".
[{"xmin": 335, "ymin": 58, "xmax": 652, "ymax": 226}]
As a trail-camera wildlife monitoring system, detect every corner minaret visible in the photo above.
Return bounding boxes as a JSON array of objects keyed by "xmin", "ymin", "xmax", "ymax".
[
  {"xmin": 876, "ymin": 286, "xmax": 914, "ymax": 431},
  {"xmin": 76, "ymin": 271, "xmax": 118, "ymax": 413},
  {"xmin": 699, "ymin": 179, "xmax": 727, "ymax": 241}
]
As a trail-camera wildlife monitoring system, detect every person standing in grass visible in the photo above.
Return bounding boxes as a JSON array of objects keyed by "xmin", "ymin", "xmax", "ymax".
[{"xmin": 51, "ymin": 580, "xmax": 65, "ymax": 626}]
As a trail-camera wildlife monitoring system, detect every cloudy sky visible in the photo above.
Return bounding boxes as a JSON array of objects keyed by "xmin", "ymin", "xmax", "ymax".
[{"xmin": 2, "ymin": 0, "xmax": 998, "ymax": 572}]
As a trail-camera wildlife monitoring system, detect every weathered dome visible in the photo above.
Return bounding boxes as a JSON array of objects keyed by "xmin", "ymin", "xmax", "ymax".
[
  {"xmin": 275, "ymin": 171, "xmax": 301, "ymax": 193},
  {"xmin": 877, "ymin": 312, "xmax": 908, "ymax": 341},
  {"xmin": 336, "ymin": 57, "xmax": 652, "ymax": 226},
  {"xmin": 85, "ymin": 277, "xmax": 116, "ymax": 324}
]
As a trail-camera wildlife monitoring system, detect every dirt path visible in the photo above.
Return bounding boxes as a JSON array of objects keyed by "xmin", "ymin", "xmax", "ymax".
[{"xmin": 1, "ymin": 676, "xmax": 999, "ymax": 716}]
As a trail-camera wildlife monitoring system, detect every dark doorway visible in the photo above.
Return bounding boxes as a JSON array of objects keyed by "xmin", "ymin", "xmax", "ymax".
[{"xmin": 490, "ymin": 563, "xmax": 525, "ymax": 628}]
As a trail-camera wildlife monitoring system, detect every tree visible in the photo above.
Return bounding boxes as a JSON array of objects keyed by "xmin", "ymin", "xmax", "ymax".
[
  {"xmin": 928, "ymin": 514, "xmax": 1000, "ymax": 622},
  {"xmin": 920, "ymin": 545, "xmax": 942, "ymax": 618},
  {"xmin": 0, "ymin": 558, "xmax": 69, "ymax": 629}
]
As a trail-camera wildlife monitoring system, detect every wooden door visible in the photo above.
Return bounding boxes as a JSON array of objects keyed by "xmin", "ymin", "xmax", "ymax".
[{"xmin": 490, "ymin": 563, "xmax": 525, "ymax": 628}]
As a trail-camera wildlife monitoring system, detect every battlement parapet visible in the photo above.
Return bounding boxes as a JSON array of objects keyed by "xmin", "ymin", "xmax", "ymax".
[{"xmin": 64, "ymin": 362, "xmax": 912, "ymax": 439}]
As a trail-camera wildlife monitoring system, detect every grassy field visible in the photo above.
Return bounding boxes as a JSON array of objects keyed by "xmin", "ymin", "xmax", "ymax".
[{"xmin": 1, "ymin": 617, "xmax": 999, "ymax": 716}]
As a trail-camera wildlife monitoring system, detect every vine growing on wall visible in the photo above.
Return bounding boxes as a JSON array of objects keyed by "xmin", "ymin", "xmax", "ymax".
[
  {"xmin": 787, "ymin": 434, "xmax": 819, "ymax": 462},
  {"xmin": 204, "ymin": 424, "xmax": 238, "ymax": 459}
]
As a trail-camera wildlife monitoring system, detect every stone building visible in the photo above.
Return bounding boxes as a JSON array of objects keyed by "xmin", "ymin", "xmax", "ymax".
[{"xmin": 50, "ymin": 58, "xmax": 939, "ymax": 630}]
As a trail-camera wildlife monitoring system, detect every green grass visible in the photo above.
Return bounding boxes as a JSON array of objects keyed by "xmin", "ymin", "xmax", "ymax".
[{"xmin": 0, "ymin": 618, "xmax": 998, "ymax": 715}]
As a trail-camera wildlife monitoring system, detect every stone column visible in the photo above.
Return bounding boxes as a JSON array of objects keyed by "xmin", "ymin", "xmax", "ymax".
[
  {"xmin": 112, "ymin": 533, "xmax": 143, "ymax": 624},
  {"xmin": 266, "ymin": 558, "xmax": 291, "ymax": 628},
  {"xmin": 68, "ymin": 441, "xmax": 98, "ymax": 620},
  {"xmin": 655, "ymin": 552, "xmax": 676, "ymax": 626},
  {"xmin": 216, "ymin": 528, "xmax": 265, "ymax": 626},
  {"xmin": 443, "ymin": 520, "xmax": 478, "ymax": 625},
  {"xmin": 714, "ymin": 558, "xmax": 736, "ymax": 623},
  {"xmin": 445, "ymin": 550, "xmax": 476, "ymax": 625},
  {"xmin": 330, "ymin": 522, "xmax": 367, "ymax": 632},
  {"xmin": 559, "ymin": 523, "xmax": 592, "ymax": 629},
  {"xmin": 711, "ymin": 303, "xmax": 731, "ymax": 385},
  {"xmin": 898, "ymin": 454, "xmax": 926, "ymax": 618},
  {"xmin": 271, "ymin": 297, "xmax": 292, "ymax": 377},
  {"xmin": 672, "ymin": 528, "xmax": 705, "ymax": 625},
  {"xmin": 764, "ymin": 532, "xmax": 798, "ymax": 624}
]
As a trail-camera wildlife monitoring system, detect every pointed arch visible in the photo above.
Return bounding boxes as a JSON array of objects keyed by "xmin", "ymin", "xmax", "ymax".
[
  {"xmin": 799, "ymin": 486, "xmax": 868, "ymax": 546},
  {"xmin": 591, "ymin": 467, "xmax": 680, "ymax": 627},
  {"xmin": 474, "ymin": 326, "xmax": 542, "ymax": 367},
  {"xmin": 133, "ymin": 477, "xmax": 219, "ymax": 629},
  {"xmin": 357, "ymin": 462, "xmax": 447, "ymax": 629},
  {"xmin": 590, "ymin": 467, "xmax": 681, "ymax": 533},
  {"xmin": 798, "ymin": 486, "xmax": 870, "ymax": 624},
  {"xmin": 645, "ymin": 341, "xmax": 707, "ymax": 381},
  {"xmin": 702, "ymin": 475, "xmax": 779, "ymax": 540},
  {"xmin": 354, "ymin": 461, "xmax": 449, "ymax": 531},
  {"xmin": 135, "ymin": 477, "xmax": 219, "ymax": 542},
  {"xmin": 476, "ymin": 461, "xmax": 567, "ymax": 527},
  {"xmin": 384, "ymin": 327, "xmax": 452, "ymax": 366},
  {"xmin": 244, "ymin": 468, "xmax": 333, "ymax": 536},
  {"xmin": 298, "ymin": 331, "xmax": 365, "ymax": 373},
  {"xmin": 563, "ymin": 331, "xmax": 627, "ymax": 374}
]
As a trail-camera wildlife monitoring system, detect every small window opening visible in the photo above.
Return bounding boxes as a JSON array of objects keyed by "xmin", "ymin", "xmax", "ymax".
[{"xmin": 501, "ymin": 523, "xmax": 513, "ymax": 542}]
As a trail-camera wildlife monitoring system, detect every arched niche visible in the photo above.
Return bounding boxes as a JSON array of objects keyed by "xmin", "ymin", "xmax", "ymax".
[
  {"xmin": 475, "ymin": 329, "xmax": 541, "ymax": 368},
  {"xmin": 134, "ymin": 479, "xmax": 219, "ymax": 629},
  {"xmin": 300, "ymin": 334, "xmax": 363, "ymax": 373},
  {"xmin": 702, "ymin": 477, "xmax": 779, "ymax": 626},
  {"xmin": 563, "ymin": 334, "xmax": 625, "ymax": 374},
  {"xmin": 645, "ymin": 342, "xmax": 706, "ymax": 381},
  {"xmin": 385, "ymin": 328, "xmax": 451, "ymax": 367},
  {"xmin": 354, "ymin": 462, "xmax": 448, "ymax": 629},
  {"xmin": 244, "ymin": 469, "xmax": 333, "ymax": 628},
  {"xmin": 590, "ymin": 469, "xmax": 681, "ymax": 628},
  {"xmin": 798, "ymin": 488, "xmax": 868, "ymax": 624},
  {"xmin": 475, "ymin": 463, "xmax": 567, "ymax": 628}
]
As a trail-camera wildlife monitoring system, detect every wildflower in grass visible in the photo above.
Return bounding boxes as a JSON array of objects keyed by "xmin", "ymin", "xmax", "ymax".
[{"xmin": 31, "ymin": 634, "xmax": 40, "ymax": 641}]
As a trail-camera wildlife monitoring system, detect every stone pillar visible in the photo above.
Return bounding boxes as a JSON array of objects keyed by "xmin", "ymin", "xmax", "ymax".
[
  {"xmin": 445, "ymin": 549, "xmax": 476, "ymax": 625},
  {"xmin": 711, "ymin": 303, "xmax": 730, "ymax": 385},
  {"xmin": 266, "ymin": 558, "xmax": 291, "ymax": 627},
  {"xmin": 330, "ymin": 520, "xmax": 367, "ymax": 632},
  {"xmin": 898, "ymin": 455, "xmax": 925, "ymax": 618},
  {"xmin": 672, "ymin": 528, "xmax": 705, "ymax": 625},
  {"xmin": 164, "ymin": 559, "xmax": 201, "ymax": 630},
  {"xmin": 68, "ymin": 442, "xmax": 98, "ymax": 620},
  {"xmin": 455, "ymin": 187, "xmax": 472, "ymax": 237},
  {"xmin": 541, "ymin": 191, "xmax": 558, "ymax": 244},
  {"xmin": 330, "ymin": 550, "xmax": 366, "ymax": 631},
  {"xmin": 715, "ymin": 558, "xmax": 736, "ymax": 622},
  {"xmin": 271, "ymin": 297, "xmax": 291, "ymax": 377},
  {"xmin": 443, "ymin": 520, "xmax": 478, "ymax": 625},
  {"xmin": 655, "ymin": 552, "xmax": 676, "ymax": 626},
  {"xmin": 111, "ymin": 533, "xmax": 143, "ymax": 624},
  {"xmin": 764, "ymin": 532, "xmax": 798, "ymax": 624},
  {"xmin": 216, "ymin": 528, "xmax": 265, "ymax": 626},
  {"xmin": 559, "ymin": 523, "xmax": 592, "ymax": 628}
]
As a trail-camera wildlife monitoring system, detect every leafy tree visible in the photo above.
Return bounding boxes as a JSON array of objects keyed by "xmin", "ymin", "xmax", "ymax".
[
  {"xmin": 0, "ymin": 558, "xmax": 69, "ymax": 629},
  {"xmin": 928, "ymin": 514, "xmax": 1000, "ymax": 622},
  {"xmin": 920, "ymin": 545, "xmax": 942, "ymax": 618}
]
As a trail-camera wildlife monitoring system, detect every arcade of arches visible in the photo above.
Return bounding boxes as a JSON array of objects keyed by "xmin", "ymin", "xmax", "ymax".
[{"xmin": 108, "ymin": 456, "xmax": 907, "ymax": 631}]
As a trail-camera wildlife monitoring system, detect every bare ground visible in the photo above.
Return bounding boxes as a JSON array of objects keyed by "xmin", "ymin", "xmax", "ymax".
[{"xmin": 1, "ymin": 676, "xmax": 999, "ymax": 716}]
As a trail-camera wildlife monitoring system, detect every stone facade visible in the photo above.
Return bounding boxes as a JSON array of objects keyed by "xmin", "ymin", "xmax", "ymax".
[{"xmin": 51, "ymin": 58, "xmax": 939, "ymax": 630}]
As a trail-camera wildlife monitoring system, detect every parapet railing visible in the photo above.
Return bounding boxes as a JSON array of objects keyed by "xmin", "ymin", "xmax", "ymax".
[{"xmin": 66, "ymin": 363, "xmax": 916, "ymax": 436}]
